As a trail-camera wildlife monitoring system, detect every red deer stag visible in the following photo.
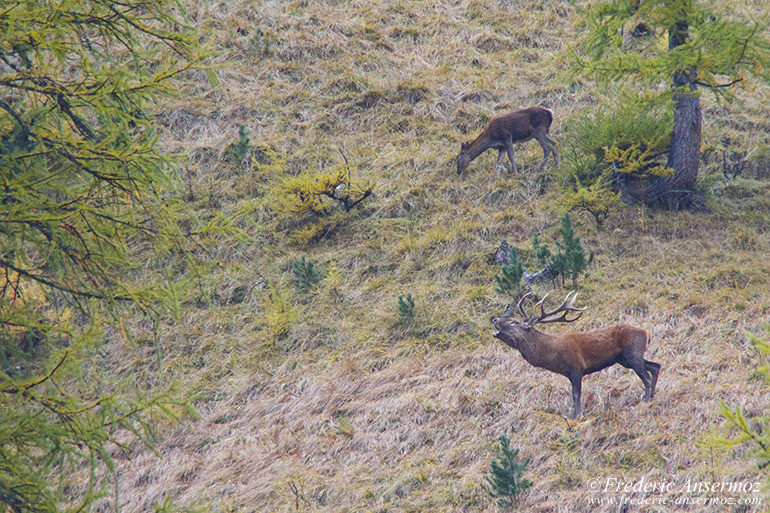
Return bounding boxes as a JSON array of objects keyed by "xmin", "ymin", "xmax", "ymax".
[
  {"xmin": 456, "ymin": 106, "xmax": 558, "ymax": 176},
  {"xmin": 491, "ymin": 292, "xmax": 660, "ymax": 418}
]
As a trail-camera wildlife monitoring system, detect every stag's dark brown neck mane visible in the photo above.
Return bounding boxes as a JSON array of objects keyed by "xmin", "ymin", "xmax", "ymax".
[{"xmin": 494, "ymin": 325, "xmax": 559, "ymax": 371}]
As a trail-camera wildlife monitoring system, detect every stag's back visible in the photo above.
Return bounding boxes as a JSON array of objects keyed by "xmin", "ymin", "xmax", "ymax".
[{"xmin": 562, "ymin": 324, "xmax": 649, "ymax": 373}]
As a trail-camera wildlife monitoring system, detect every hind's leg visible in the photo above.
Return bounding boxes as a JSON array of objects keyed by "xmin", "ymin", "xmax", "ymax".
[
  {"xmin": 534, "ymin": 133, "xmax": 552, "ymax": 170},
  {"xmin": 504, "ymin": 139, "xmax": 517, "ymax": 174},
  {"xmin": 547, "ymin": 137, "xmax": 559, "ymax": 166},
  {"xmin": 495, "ymin": 149, "xmax": 507, "ymax": 177}
]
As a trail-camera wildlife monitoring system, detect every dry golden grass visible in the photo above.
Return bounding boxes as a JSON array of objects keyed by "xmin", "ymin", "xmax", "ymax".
[{"xmin": 99, "ymin": 0, "xmax": 770, "ymax": 511}]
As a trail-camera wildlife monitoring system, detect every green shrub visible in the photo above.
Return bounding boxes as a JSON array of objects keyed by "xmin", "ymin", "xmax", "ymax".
[
  {"xmin": 486, "ymin": 434, "xmax": 532, "ymax": 508},
  {"xmin": 561, "ymin": 93, "xmax": 673, "ymax": 220},
  {"xmin": 562, "ymin": 93, "xmax": 672, "ymax": 183}
]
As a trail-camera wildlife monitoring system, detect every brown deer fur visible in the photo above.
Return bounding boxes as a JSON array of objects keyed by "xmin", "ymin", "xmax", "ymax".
[
  {"xmin": 456, "ymin": 106, "xmax": 558, "ymax": 176},
  {"xmin": 491, "ymin": 315, "xmax": 660, "ymax": 418}
]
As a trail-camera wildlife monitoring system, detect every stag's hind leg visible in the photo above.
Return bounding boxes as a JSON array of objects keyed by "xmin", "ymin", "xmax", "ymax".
[
  {"xmin": 644, "ymin": 360, "xmax": 661, "ymax": 399},
  {"xmin": 619, "ymin": 355, "xmax": 654, "ymax": 402}
]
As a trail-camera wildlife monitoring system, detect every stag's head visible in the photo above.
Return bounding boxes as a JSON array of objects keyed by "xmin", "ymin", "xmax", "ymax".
[
  {"xmin": 491, "ymin": 316, "xmax": 531, "ymax": 349},
  {"xmin": 492, "ymin": 292, "xmax": 586, "ymax": 347},
  {"xmin": 456, "ymin": 142, "xmax": 472, "ymax": 174}
]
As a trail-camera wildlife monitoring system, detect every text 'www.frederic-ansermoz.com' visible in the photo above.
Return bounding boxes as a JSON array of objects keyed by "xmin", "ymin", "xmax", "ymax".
[{"xmin": 584, "ymin": 477, "xmax": 765, "ymax": 509}]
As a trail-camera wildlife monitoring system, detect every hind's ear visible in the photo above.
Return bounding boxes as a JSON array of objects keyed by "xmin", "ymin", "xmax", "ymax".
[{"xmin": 460, "ymin": 141, "xmax": 471, "ymax": 151}]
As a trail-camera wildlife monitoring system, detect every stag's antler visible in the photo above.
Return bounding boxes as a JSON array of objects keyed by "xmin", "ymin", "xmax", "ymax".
[
  {"xmin": 516, "ymin": 292, "xmax": 533, "ymax": 318},
  {"xmin": 524, "ymin": 291, "xmax": 586, "ymax": 327}
]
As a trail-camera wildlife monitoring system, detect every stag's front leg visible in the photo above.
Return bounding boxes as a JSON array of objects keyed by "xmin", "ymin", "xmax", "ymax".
[{"xmin": 569, "ymin": 372, "xmax": 583, "ymax": 418}]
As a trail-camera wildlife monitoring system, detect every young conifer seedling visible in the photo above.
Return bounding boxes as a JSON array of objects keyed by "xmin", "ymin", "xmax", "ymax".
[{"xmin": 486, "ymin": 434, "xmax": 532, "ymax": 508}]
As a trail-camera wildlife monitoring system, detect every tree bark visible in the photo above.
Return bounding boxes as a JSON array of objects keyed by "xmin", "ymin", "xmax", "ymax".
[{"xmin": 645, "ymin": 5, "xmax": 702, "ymax": 209}]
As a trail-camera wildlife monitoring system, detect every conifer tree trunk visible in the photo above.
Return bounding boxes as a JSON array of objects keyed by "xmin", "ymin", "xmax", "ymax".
[{"xmin": 645, "ymin": 4, "xmax": 702, "ymax": 209}]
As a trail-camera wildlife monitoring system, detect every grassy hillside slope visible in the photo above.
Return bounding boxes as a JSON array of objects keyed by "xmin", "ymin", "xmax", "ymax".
[{"xmin": 108, "ymin": 0, "xmax": 770, "ymax": 511}]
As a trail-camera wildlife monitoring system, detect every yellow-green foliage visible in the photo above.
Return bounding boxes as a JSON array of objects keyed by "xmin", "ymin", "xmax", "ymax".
[
  {"xmin": 565, "ymin": 178, "xmax": 621, "ymax": 229},
  {"xmin": 272, "ymin": 166, "xmax": 374, "ymax": 216},
  {"xmin": 604, "ymin": 144, "xmax": 673, "ymax": 179},
  {"xmin": 720, "ymin": 324, "xmax": 770, "ymax": 483},
  {"xmin": 276, "ymin": 167, "xmax": 346, "ymax": 215},
  {"xmin": 262, "ymin": 282, "xmax": 299, "ymax": 344},
  {"xmin": 560, "ymin": 93, "xmax": 674, "ymax": 222},
  {"xmin": 0, "ymin": 1, "xmax": 209, "ymax": 510}
]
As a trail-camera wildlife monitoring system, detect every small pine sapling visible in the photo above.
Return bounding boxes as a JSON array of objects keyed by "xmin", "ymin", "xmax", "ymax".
[
  {"xmin": 494, "ymin": 246, "xmax": 525, "ymax": 300},
  {"xmin": 225, "ymin": 124, "xmax": 253, "ymax": 167},
  {"xmin": 554, "ymin": 213, "xmax": 594, "ymax": 288},
  {"xmin": 486, "ymin": 434, "xmax": 532, "ymax": 508},
  {"xmin": 531, "ymin": 233, "xmax": 552, "ymax": 268},
  {"xmin": 291, "ymin": 256, "xmax": 324, "ymax": 292},
  {"xmin": 397, "ymin": 293, "xmax": 416, "ymax": 323},
  {"xmin": 263, "ymin": 283, "xmax": 299, "ymax": 344},
  {"xmin": 523, "ymin": 234, "xmax": 559, "ymax": 286}
]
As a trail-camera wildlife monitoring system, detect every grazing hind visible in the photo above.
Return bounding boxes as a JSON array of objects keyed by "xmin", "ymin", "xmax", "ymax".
[{"xmin": 456, "ymin": 106, "xmax": 558, "ymax": 176}]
